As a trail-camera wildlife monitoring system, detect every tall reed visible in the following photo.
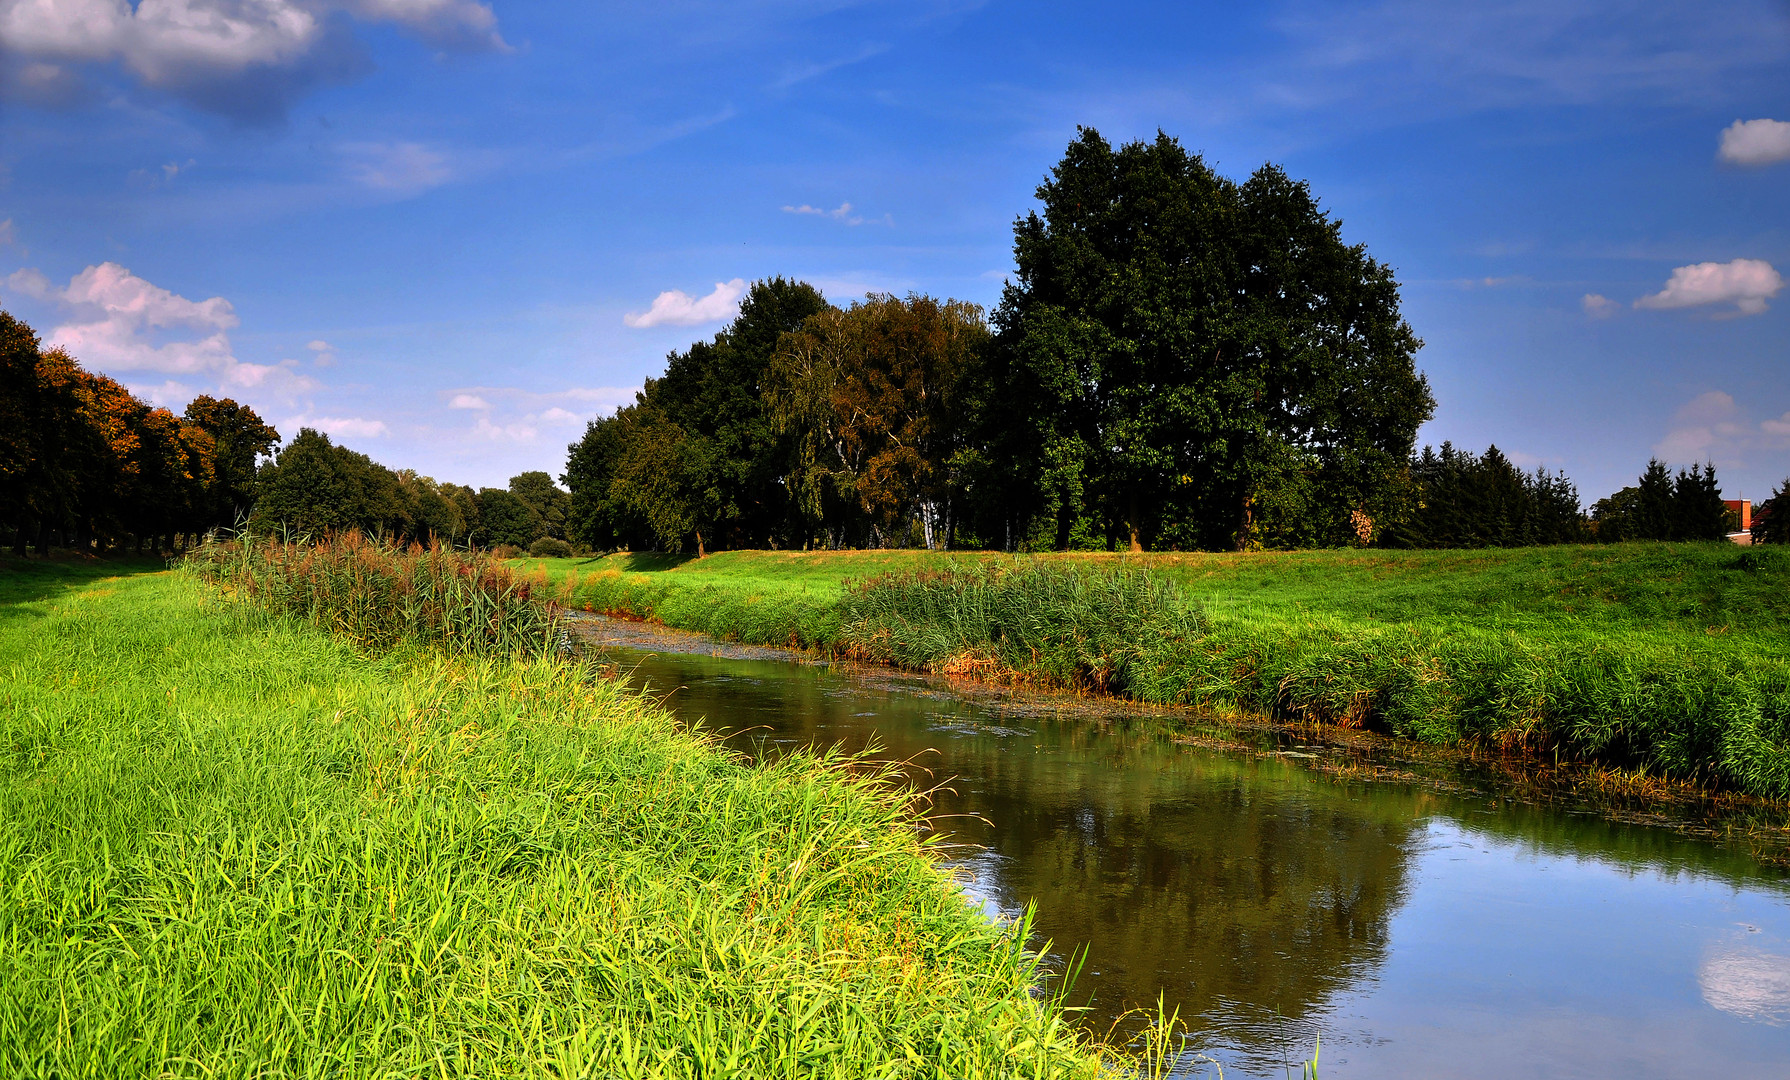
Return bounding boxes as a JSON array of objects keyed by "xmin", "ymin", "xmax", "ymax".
[
  {"xmin": 836, "ymin": 559, "xmax": 1205, "ymax": 693},
  {"xmin": 184, "ymin": 530, "xmax": 562, "ymax": 658}
]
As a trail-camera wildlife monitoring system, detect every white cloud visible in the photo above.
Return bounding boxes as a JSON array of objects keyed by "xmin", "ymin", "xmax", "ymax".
[
  {"xmin": 0, "ymin": 0, "xmax": 504, "ymax": 120},
  {"xmin": 1635, "ymin": 259, "xmax": 1783, "ymax": 316},
  {"xmin": 3, "ymin": 260, "xmax": 329, "ymax": 408},
  {"xmin": 781, "ymin": 201, "xmax": 891, "ymax": 227},
  {"xmin": 1653, "ymin": 390, "xmax": 1790, "ymax": 470},
  {"xmin": 0, "ymin": 218, "xmax": 15, "ymax": 247},
  {"xmin": 539, "ymin": 406, "xmax": 579, "ymax": 424},
  {"xmin": 5, "ymin": 266, "xmax": 50, "ymax": 298},
  {"xmin": 341, "ymin": 141, "xmax": 452, "ymax": 193},
  {"xmin": 1581, "ymin": 293, "xmax": 1619, "ymax": 318},
  {"xmin": 44, "ymin": 260, "xmax": 239, "ymax": 375},
  {"xmin": 447, "ymin": 393, "xmax": 490, "ymax": 409},
  {"xmin": 624, "ymin": 278, "xmax": 746, "ymax": 329},
  {"xmin": 303, "ymin": 415, "xmax": 390, "ymax": 439},
  {"xmin": 306, "ymin": 339, "xmax": 332, "ymax": 351},
  {"xmin": 1700, "ymin": 945, "xmax": 1790, "ymax": 1024},
  {"xmin": 1718, "ymin": 118, "xmax": 1790, "ymax": 167}
]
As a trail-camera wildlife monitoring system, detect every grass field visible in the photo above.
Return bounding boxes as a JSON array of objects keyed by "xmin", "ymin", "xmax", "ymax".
[
  {"xmin": 526, "ymin": 545, "xmax": 1790, "ymax": 798},
  {"xmin": 0, "ymin": 556, "xmax": 1122, "ymax": 1078}
]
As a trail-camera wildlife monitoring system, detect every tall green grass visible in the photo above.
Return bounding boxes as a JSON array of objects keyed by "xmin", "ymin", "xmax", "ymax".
[
  {"xmin": 0, "ymin": 564, "xmax": 1135, "ymax": 1077},
  {"xmin": 837, "ymin": 560, "xmax": 1205, "ymax": 693},
  {"xmin": 186, "ymin": 531, "xmax": 562, "ymax": 657}
]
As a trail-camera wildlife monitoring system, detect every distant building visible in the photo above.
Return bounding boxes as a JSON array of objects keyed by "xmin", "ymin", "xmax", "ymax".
[{"xmin": 1725, "ymin": 499, "xmax": 1752, "ymax": 545}]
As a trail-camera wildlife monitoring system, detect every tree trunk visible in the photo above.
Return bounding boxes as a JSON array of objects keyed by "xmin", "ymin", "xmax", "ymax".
[
  {"xmin": 35, "ymin": 520, "xmax": 50, "ymax": 557},
  {"xmin": 1127, "ymin": 490, "xmax": 1143, "ymax": 553},
  {"xmin": 1235, "ymin": 494, "xmax": 1255, "ymax": 552},
  {"xmin": 12, "ymin": 521, "xmax": 28, "ymax": 557},
  {"xmin": 695, "ymin": 529, "xmax": 706, "ymax": 558}
]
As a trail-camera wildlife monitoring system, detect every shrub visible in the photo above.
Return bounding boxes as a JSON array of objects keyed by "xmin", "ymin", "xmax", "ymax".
[
  {"xmin": 529, "ymin": 536, "xmax": 574, "ymax": 558},
  {"xmin": 491, "ymin": 542, "xmax": 526, "ymax": 559}
]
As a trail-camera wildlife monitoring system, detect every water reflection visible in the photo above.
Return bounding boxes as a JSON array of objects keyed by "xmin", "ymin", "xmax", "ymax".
[{"xmin": 575, "ymin": 618, "xmax": 1790, "ymax": 1078}]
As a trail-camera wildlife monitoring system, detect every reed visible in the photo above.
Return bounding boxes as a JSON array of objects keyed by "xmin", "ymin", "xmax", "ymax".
[
  {"xmin": 835, "ymin": 559, "xmax": 1205, "ymax": 693},
  {"xmin": 184, "ymin": 530, "xmax": 562, "ymax": 658}
]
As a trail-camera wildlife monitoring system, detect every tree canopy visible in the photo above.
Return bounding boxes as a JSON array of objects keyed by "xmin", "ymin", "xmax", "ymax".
[{"xmin": 984, "ymin": 128, "xmax": 1434, "ymax": 551}]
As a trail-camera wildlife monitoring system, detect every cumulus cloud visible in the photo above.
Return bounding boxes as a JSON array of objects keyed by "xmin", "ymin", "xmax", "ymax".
[
  {"xmin": 1, "ymin": 260, "xmax": 319, "ymax": 401},
  {"xmin": 0, "ymin": 0, "xmax": 505, "ymax": 122},
  {"xmin": 1653, "ymin": 390, "xmax": 1790, "ymax": 469},
  {"xmin": 442, "ymin": 384, "xmax": 636, "ymax": 444},
  {"xmin": 1719, "ymin": 119, "xmax": 1790, "ymax": 167},
  {"xmin": 1635, "ymin": 259, "xmax": 1783, "ymax": 316},
  {"xmin": 624, "ymin": 278, "xmax": 746, "ymax": 329},
  {"xmin": 342, "ymin": 141, "xmax": 452, "ymax": 193},
  {"xmin": 1581, "ymin": 293, "xmax": 1619, "ymax": 318},
  {"xmin": 0, "ymin": 218, "xmax": 16, "ymax": 247}
]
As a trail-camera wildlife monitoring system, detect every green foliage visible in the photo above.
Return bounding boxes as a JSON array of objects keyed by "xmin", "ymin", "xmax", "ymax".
[
  {"xmin": 474, "ymin": 486, "xmax": 542, "ymax": 549},
  {"xmin": 766, "ymin": 293, "xmax": 990, "ymax": 551},
  {"xmin": 1757, "ymin": 478, "xmax": 1790, "ymax": 545},
  {"xmin": 184, "ymin": 531, "xmax": 561, "ymax": 657},
  {"xmin": 1386, "ymin": 442, "xmax": 1586, "ymax": 547},
  {"xmin": 565, "ymin": 279, "xmax": 831, "ymax": 556},
  {"xmin": 1593, "ymin": 459, "xmax": 1730, "ymax": 542},
  {"xmin": 983, "ymin": 129, "xmax": 1433, "ymax": 552},
  {"xmin": 252, "ymin": 428, "xmax": 397, "ymax": 537},
  {"xmin": 182, "ymin": 394, "xmax": 279, "ymax": 525},
  {"xmin": 529, "ymin": 535, "xmax": 574, "ymax": 558},
  {"xmin": 0, "ymin": 568, "xmax": 1114, "ymax": 1077},
  {"xmin": 508, "ymin": 470, "xmax": 570, "ymax": 539}
]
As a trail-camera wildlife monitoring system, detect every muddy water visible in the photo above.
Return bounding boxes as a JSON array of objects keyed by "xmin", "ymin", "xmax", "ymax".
[{"xmin": 573, "ymin": 616, "xmax": 1790, "ymax": 1078}]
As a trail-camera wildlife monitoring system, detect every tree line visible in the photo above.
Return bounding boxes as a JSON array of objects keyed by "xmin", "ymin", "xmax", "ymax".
[
  {"xmin": 1, "ymin": 310, "xmax": 575, "ymax": 557},
  {"xmin": 568, "ymin": 130, "xmax": 1439, "ymax": 554},
  {"xmin": 2, "ymin": 311, "xmax": 278, "ymax": 555},
  {"xmin": 7, "ymin": 127, "xmax": 1783, "ymax": 557},
  {"xmin": 563, "ymin": 129, "xmax": 1773, "ymax": 555}
]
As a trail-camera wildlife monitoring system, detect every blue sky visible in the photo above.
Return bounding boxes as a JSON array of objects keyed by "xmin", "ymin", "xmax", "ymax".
[{"xmin": 2, "ymin": 0, "xmax": 1787, "ymax": 504}]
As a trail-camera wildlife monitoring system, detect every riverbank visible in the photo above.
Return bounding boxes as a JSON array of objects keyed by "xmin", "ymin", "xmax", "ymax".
[
  {"xmin": 527, "ymin": 546, "xmax": 1790, "ymax": 799},
  {"xmin": 0, "ymin": 557, "xmax": 1117, "ymax": 1077}
]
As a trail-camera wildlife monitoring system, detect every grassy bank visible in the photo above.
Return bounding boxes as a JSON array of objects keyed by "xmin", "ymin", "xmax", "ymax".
[
  {"xmin": 532, "ymin": 546, "xmax": 1790, "ymax": 799},
  {"xmin": 0, "ymin": 557, "xmax": 1119, "ymax": 1078}
]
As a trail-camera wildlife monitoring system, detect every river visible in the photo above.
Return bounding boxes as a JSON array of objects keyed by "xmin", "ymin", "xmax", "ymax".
[{"xmin": 572, "ymin": 615, "xmax": 1790, "ymax": 1078}]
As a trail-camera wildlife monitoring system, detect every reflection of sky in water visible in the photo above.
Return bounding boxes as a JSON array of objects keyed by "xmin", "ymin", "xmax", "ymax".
[
  {"xmin": 577, "ymin": 620, "xmax": 1790, "ymax": 1080},
  {"xmin": 1700, "ymin": 943, "xmax": 1790, "ymax": 1025}
]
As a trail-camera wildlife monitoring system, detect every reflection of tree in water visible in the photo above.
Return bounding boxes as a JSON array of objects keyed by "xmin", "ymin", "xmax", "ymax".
[
  {"xmin": 940, "ymin": 719, "xmax": 1419, "ymax": 1068},
  {"xmin": 616, "ymin": 651, "xmax": 1419, "ymax": 1069}
]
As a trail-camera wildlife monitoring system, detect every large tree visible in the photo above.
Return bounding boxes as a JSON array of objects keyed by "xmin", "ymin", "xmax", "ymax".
[
  {"xmin": 564, "ymin": 278, "xmax": 829, "ymax": 554},
  {"xmin": 183, "ymin": 395, "xmax": 279, "ymax": 529},
  {"xmin": 988, "ymin": 129, "xmax": 1434, "ymax": 551},
  {"xmin": 767, "ymin": 293, "xmax": 989, "ymax": 549},
  {"xmin": 252, "ymin": 429, "xmax": 399, "ymax": 538}
]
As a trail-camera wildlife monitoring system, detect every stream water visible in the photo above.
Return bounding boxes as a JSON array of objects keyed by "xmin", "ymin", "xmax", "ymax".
[{"xmin": 573, "ymin": 616, "xmax": 1790, "ymax": 1078}]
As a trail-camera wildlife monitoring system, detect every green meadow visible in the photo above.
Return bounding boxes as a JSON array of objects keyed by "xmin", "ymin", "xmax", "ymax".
[
  {"xmin": 0, "ymin": 554, "xmax": 1123, "ymax": 1078},
  {"xmin": 534, "ymin": 544, "xmax": 1790, "ymax": 798}
]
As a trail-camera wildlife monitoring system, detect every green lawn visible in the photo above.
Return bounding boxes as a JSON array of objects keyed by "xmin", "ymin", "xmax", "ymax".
[
  {"xmin": 0, "ymin": 559, "xmax": 1114, "ymax": 1078},
  {"xmin": 519, "ymin": 543, "xmax": 1790, "ymax": 639}
]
